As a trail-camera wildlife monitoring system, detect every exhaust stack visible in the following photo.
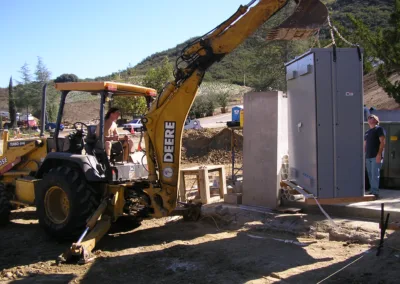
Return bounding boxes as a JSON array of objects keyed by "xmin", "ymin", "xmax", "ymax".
[{"xmin": 40, "ymin": 83, "xmax": 47, "ymax": 137}]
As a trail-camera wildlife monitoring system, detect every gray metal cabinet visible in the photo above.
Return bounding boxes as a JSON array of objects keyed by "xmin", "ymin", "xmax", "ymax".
[{"xmin": 286, "ymin": 48, "xmax": 364, "ymax": 198}]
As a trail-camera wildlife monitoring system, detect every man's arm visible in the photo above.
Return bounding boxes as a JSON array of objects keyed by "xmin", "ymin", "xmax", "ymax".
[
  {"xmin": 378, "ymin": 136, "xmax": 385, "ymax": 156},
  {"xmin": 376, "ymin": 128, "xmax": 386, "ymax": 163},
  {"xmin": 112, "ymin": 123, "xmax": 119, "ymax": 141}
]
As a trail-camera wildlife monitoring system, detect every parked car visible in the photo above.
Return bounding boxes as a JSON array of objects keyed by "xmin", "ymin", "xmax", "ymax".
[
  {"xmin": 123, "ymin": 118, "xmax": 143, "ymax": 132},
  {"xmin": 45, "ymin": 122, "xmax": 65, "ymax": 131}
]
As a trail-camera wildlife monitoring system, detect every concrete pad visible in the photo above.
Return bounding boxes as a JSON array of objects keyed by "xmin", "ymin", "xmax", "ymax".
[
  {"xmin": 282, "ymin": 189, "xmax": 400, "ymax": 222},
  {"xmin": 200, "ymin": 202, "xmax": 384, "ymax": 244}
]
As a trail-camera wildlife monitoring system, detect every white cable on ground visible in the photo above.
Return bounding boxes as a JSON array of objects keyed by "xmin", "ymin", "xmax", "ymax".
[
  {"xmin": 316, "ymin": 254, "xmax": 366, "ymax": 284},
  {"xmin": 282, "ymin": 183, "xmax": 338, "ymax": 228},
  {"xmin": 313, "ymin": 196, "xmax": 338, "ymax": 229}
]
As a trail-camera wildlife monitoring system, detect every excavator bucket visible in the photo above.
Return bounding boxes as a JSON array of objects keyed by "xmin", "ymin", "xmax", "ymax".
[{"xmin": 266, "ymin": 0, "xmax": 328, "ymax": 41}]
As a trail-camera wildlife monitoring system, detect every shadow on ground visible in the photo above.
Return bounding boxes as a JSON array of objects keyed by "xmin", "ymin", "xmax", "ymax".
[
  {"xmin": 0, "ymin": 214, "xmax": 215, "ymax": 272},
  {"xmin": 76, "ymin": 228, "xmax": 400, "ymax": 284},
  {"xmin": 77, "ymin": 224, "xmax": 335, "ymax": 284},
  {"xmin": 282, "ymin": 230, "xmax": 400, "ymax": 284},
  {"xmin": 8, "ymin": 273, "xmax": 75, "ymax": 283},
  {"xmin": 0, "ymin": 220, "xmax": 61, "ymax": 271}
]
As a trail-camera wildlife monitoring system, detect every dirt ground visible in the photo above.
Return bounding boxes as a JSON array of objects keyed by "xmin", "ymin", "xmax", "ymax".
[
  {"xmin": 182, "ymin": 127, "xmax": 243, "ymax": 165},
  {"xmin": 1, "ymin": 205, "xmax": 399, "ymax": 284}
]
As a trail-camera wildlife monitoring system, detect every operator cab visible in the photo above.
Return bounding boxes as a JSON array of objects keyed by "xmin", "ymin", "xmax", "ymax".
[{"xmin": 47, "ymin": 81, "xmax": 157, "ymax": 184}]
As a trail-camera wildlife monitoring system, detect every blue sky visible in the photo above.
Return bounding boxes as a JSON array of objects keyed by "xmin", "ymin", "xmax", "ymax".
[{"xmin": 1, "ymin": 0, "xmax": 249, "ymax": 87}]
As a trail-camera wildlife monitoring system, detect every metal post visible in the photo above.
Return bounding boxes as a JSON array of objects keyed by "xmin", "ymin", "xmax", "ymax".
[
  {"xmin": 99, "ymin": 91, "xmax": 105, "ymax": 149},
  {"xmin": 40, "ymin": 83, "xmax": 47, "ymax": 137},
  {"xmin": 231, "ymin": 128, "xmax": 235, "ymax": 184},
  {"xmin": 99, "ymin": 91, "xmax": 112, "ymax": 180},
  {"xmin": 377, "ymin": 203, "xmax": 391, "ymax": 256},
  {"xmin": 55, "ymin": 91, "xmax": 69, "ymax": 152}
]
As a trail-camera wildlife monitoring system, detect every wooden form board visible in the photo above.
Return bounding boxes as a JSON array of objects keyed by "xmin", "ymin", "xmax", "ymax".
[{"xmin": 179, "ymin": 165, "xmax": 227, "ymax": 204}]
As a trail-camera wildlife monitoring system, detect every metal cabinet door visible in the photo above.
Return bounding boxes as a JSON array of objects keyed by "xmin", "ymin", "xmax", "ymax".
[
  {"xmin": 388, "ymin": 124, "xmax": 400, "ymax": 179},
  {"xmin": 286, "ymin": 53, "xmax": 318, "ymax": 195}
]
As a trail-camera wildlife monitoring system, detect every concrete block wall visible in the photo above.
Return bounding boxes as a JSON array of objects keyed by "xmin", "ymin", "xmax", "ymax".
[{"xmin": 242, "ymin": 91, "xmax": 288, "ymax": 209}]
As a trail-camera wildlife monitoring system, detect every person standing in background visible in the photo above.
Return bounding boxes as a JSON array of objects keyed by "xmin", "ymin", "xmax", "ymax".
[{"xmin": 364, "ymin": 114, "xmax": 386, "ymax": 199}]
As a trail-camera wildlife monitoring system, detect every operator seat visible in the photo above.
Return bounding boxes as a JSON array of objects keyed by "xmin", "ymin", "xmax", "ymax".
[
  {"xmin": 84, "ymin": 125, "xmax": 124, "ymax": 163},
  {"xmin": 85, "ymin": 125, "xmax": 98, "ymax": 155},
  {"xmin": 110, "ymin": 141, "xmax": 124, "ymax": 163}
]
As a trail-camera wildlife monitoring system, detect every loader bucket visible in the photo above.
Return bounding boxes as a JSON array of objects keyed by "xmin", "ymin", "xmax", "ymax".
[{"xmin": 266, "ymin": 0, "xmax": 328, "ymax": 41}]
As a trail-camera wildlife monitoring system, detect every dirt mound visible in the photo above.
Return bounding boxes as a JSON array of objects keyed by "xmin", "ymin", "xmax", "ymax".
[{"xmin": 182, "ymin": 128, "xmax": 243, "ymax": 164}]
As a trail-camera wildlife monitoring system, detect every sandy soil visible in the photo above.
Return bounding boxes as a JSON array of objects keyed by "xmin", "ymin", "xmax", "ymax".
[
  {"xmin": 1, "ymin": 206, "xmax": 399, "ymax": 284},
  {"xmin": 0, "ymin": 119, "xmax": 398, "ymax": 284}
]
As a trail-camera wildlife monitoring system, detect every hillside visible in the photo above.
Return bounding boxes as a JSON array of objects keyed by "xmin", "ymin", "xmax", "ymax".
[
  {"xmin": 0, "ymin": 0, "xmax": 396, "ymax": 119},
  {"xmin": 106, "ymin": 0, "xmax": 394, "ymax": 89},
  {"xmin": 364, "ymin": 72, "xmax": 400, "ymax": 110}
]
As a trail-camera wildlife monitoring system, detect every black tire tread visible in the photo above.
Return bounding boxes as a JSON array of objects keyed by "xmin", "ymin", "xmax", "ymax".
[
  {"xmin": 0, "ymin": 183, "xmax": 12, "ymax": 226},
  {"xmin": 36, "ymin": 166, "xmax": 101, "ymax": 241}
]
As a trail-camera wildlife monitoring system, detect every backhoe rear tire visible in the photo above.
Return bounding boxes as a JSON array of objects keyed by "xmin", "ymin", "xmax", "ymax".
[
  {"xmin": 36, "ymin": 166, "xmax": 102, "ymax": 241},
  {"xmin": 0, "ymin": 183, "xmax": 12, "ymax": 226}
]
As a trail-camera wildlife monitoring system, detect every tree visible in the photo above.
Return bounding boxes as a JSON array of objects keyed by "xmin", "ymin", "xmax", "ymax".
[
  {"xmin": 33, "ymin": 57, "xmax": 57, "ymax": 123},
  {"xmin": 8, "ymin": 77, "xmax": 17, "ymax": 128},
  {"xmin": 142, "ymin": 56, "xmax": 173, "ymax": 94},
  {"xmin": 17, "ymin": 62, "xmax": 31, "ymax": 85},
  {"xmin": 42, "ymin": 83, "xmax": 59, "ymax": 123},
  {"xmin": 112, "ymin": 97, "xmax": 147, "ymax": 119},
  {"xmin": 189, "ymin": 96, "xmax": 208, "ymax": 118},
  {"xmin": 108, "ymin": 76, "xmax": 148, "ymax": 119},
  {"xmin": 189, "ymin": 94, "xmax": 216, "ymax": 118},
  {"xmin": 249, "ymin": 39, "xmax": 310, "ymax": 91},
  {"xmin": 35, "ymin": 56, "xmax": 51, "ymax": 83},
  {"xmin": 54, "ymin": 73, "xmax": 79, "ymax": 83},
  {"xmin": 126, "ymin": 63, "xmax": 135, "ymax": 77},
  {"xmin": 204, "ymin": 94, "xmax": 216, "ymax": 116},
  {"xmin": 348, "ymin": 1, "xmax": 400, "ymax": 102},
  {"xmin": 15, "ymin": 63, "xmax": 40, "ymax": 124},
  {"xmin": 214, "ymin": 91, "xmax": 231, "ymax": 113}
]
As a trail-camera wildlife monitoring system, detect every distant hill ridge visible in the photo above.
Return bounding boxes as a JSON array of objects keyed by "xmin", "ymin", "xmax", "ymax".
[
  {"xmin": 0, "ymin": 0, "xmax": 396, "ymax": 113},
  {"xmin": 102, "ymin": 0, "xmax": 394, "ymax": 83}
]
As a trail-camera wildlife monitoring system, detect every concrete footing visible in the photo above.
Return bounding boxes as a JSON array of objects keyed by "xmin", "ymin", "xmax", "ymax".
[{"xmin": 281, "ymin": 189, "xmax": 400, "ymax": 222}]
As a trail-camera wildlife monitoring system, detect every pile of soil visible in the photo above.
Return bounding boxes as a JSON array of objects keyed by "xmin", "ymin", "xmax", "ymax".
[{"xmin": 181, "ymin": 128, "xmax": 243, "ymax": 164}]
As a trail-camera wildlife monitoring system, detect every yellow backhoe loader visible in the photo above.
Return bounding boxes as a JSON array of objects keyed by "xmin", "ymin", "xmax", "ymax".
[
  {"xmin": 0, "ymin": 0, "xmax": 328, "ymax": 264},
  {"xmin": 0, "ymin": 82, "xmax": 157, "ymax": 230}
]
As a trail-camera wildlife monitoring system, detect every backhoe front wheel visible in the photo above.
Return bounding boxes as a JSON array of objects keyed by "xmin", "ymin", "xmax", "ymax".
[
  {"xmin": 36, "ymin": 166, "xmax": 102, "ymax": 241},
  {"xmin": 0, "ymin": 183, "xmax": 12, "ymax": 225}
]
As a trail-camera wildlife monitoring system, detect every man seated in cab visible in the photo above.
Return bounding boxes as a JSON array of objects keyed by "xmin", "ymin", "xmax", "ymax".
[{"xmin": 95, "ymin": 107, "xmax": 135, "ymax": 161}]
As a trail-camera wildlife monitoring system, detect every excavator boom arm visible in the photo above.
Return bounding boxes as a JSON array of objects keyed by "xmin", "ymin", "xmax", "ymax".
[
  {"xmin": 183, "ymin": 0, "xmax": 287, "ymax": 58},
  {"xmin": 142, "ymin": 0, "xmax": 328, "ymax": 217}
]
